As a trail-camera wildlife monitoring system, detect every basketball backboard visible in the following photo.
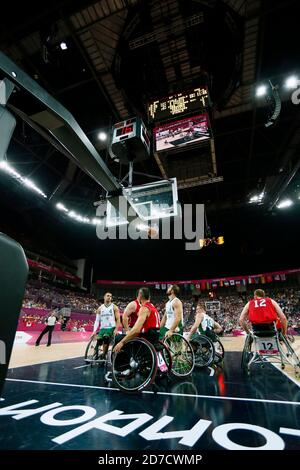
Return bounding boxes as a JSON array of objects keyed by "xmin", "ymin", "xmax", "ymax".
[
  {"xmin": 123, "ymin": 178, "xmax": 178, "ymax": 221},
  {"xmin": 205, "ymin": 301, "xmax": 221, "ymax": 312}
]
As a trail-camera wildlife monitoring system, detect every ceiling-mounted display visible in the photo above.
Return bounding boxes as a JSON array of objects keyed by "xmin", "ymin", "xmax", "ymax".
[
  {"xmin": 154, "ymin": 113, "xmax": 211, "ymax": 153},
  {"xmin": 148, "ymin": 87, "xmax": 210, "ymax": 122}
]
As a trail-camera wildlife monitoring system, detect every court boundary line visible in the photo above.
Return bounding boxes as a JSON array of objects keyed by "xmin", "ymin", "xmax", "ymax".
[
  {"xmin": 269, "ymin": 362, "xmax": 300, "ymax": 388},
  {"xmin": 5, "ymin": 378, "xmax": 300, "ymax": 406}
]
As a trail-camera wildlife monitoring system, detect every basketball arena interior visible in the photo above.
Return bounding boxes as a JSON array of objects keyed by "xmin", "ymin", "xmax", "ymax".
[{"xmin": 1, "ymin": 0, "xmax": 300, "ymax": 461}]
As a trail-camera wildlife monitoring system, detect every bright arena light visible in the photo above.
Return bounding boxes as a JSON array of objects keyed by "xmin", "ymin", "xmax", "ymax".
[
  {"xmin": 92, "ymin": 218, "xmax": 102, "ymax": 225},
  {"xmin": 68, "ymin": 211, "xmax": 90, "ymax": 224},
  {"xmin": 249, "ymin": 192, "xmax": 264, "ymax": 204},
  {"xmin": 255, "ymin": 84, "xmax": 267, "ymax": 97},
  {"xmin": 98, "ymin": 131, "xmax": 107, "ymax": 141},
  {"xmin": 284, "ymin": 75, "xmax": 299, "ymax": 89},
  {"xmin": 56, "ymin": 202, "xmax": 69, "ymax": 213},
  {"xmin": 55, "ymin": 201, "xmax": 102, "ymax": 225},
  {"xmin": 60, "ymin": 42, "xmax": 68, "ymax": 50},
  {"xmin": 0, "ymin": 161, "xmax": 47, "ymax": 198},
  {"xmin": 0, "ymin": 160, "xmax": 20, "ymax": 178},
  {"xmin": 276, "ymin": 199, "xmax": 294, "ymax": 209}
]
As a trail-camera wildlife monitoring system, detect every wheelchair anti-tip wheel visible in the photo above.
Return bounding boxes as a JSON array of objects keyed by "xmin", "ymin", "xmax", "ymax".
[
  {"xmin": 112, "ymin": 338, "xmax": 158, "ymax": 393},
  {"xmin": 164, "ymin": 333, "xmax": 195, "ymax": 377},
  {"xmin": 241, "ymin": 334, "xmax": 253, "ymax": 376}
]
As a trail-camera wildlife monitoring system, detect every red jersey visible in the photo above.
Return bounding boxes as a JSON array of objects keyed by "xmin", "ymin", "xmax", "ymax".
[
  {"xmin": 140, "ymin": 302, "xmax": 160, "ymax": 333},
  {"xmin": 128, "ymin": 300, "xmax": 140, "ymax": 328},
  {"xmin": 248, "ymin": 297, "xmax": 278, "ymax": 324}
]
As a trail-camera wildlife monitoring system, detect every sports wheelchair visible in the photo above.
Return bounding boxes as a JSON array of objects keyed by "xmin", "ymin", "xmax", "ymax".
[
  {"xmin": 84, "ymin": 334, "xmax": 113, "ymax": 366},
  {"xmin": 189, "ymin": 331, "xmax": 225, "ymax": 368},
  {"xmin": 106, "ymin": 333, "xmax": 195, "ymax": 393},
  {"xmin": 241, "ymin": 322, "xmax": 300, "ymax": 376}
]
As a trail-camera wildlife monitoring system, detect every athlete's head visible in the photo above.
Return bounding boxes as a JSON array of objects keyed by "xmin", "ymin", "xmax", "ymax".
[
  {"xmin": 104, "ymin": 292, "xmax": 112, "ymax": 304},
  {"xmin": 167, "ymin": 284, "xmax": 180, "ymax": 299},
  {"xmin": 138, "ymin": 287, "xmax": 150, "ymax": 302},
  {"xmin": 254, "ymin": 289, "xmax": 265, "ymax": 299}
]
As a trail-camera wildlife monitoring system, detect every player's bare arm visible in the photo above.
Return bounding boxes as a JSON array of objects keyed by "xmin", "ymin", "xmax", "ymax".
[
  {"xmin": 122, "ymin": 301, "xmax": 136, "ymax": 332},
  {"xmin": 92, "ymin": 306, "xmax": 102, "ymax": 337},
  {"xmin": 114, "ymin": 305, "xmax": 121, "ymax": 335},
  {"xmin": 188, "ymin": 311, "xmax": 204, "ymax": 339},
  {"xmin": 113, "ymin": 307, "xmax": 149, "ymax": 353},
  {"xmin": 271, "ymin": 299, "xmax": 288, "ymax": 335},
  {"xmin": 239, "ymin": 302, "xmax": 251, "ymax": 334},
  {"xmin": 165, "ymin": 298, "xmax": 182, "ymax": 338},
  {"xmin": 160, "ymin": 311, "xmax": 167, "ymax": 328}
]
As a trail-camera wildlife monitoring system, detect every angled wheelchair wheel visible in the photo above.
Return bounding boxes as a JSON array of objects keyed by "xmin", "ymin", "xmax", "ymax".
[
  {"xmin": 164, "ymin": 334, "xmax": 194, "ymax": 378},
  {"xmin": 190, "ymin": 334, "xmax": 215, "ymax": 368},
  {"xmin": 85, "ymin": 338, "xmax": 100, "ymax": 364},
  {"xmin": 241, "ymin": 334, "xmax": 253, "ymax": 375},
  {"xmin": 213, "ymin": 339, "xmax": 225, "ymax": 364},
  {"xmin": 112, "ymin": 338, "xmax": 157, "ymax": 393},
  {"xmin": 287, "ymin": 334, "xmax": 295, "ymax": 344},
  {"xmin": 279, "ymin": 334, "xmax": 300, "ymax": 366}
]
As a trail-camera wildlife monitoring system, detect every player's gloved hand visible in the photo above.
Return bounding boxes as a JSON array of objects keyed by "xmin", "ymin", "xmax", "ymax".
[{"xmin": 165, "ymin": 329, "xmax": 174, "ymax": 338}]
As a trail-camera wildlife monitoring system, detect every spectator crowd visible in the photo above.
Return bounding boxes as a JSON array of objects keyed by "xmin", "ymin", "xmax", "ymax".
[{"xmin": 21, "ymin": 280, "xmax": 300, "ymax": 335}]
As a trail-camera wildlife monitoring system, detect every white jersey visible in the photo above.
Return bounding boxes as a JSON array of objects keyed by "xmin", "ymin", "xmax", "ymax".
[
  {"xmin": 200, "ymin": 313, "xmax": 215, "ymax": 332},
  {"xmin": 93, "ymin": 303, "xmax": 116, "ymax": 332},
  {"xmin": 165, "ymin": 297, "xmax": 183, "ymax": 330}
]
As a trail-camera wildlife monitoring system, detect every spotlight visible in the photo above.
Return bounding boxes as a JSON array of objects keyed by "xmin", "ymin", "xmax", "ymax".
[
  {"xmin": 276, "ymin": 199, "xmax": 293, "ymax": 209},
  {"xmin": 56, "ymin": 202, "xmax": 69, "ymax": 213},
  {"xmin": 284, "ymin": 75, "xmax": 299, "ymax": 89},
  {"xmin": 199, "ymin": 236, "xmax": 225, "ymax": 249},
  {"xmin": 0, "ymin": 161, "xmax": 47, "ymax": 198},
  {"xmin": 249, "ymin": 192, "xmax": 264, "ymax": 204},
  {"xmin": 199, "ymin": 239, "xmax": 205, "ymax": 249},
  {"xmin": 92, "ymin": 218, "xmax": 102, "ymax": 225},
  {"xmin": 214, "ymin": 236, "xmax": 224, "ymax": 245},
  {"xmin": 60, "ymin": 42, "xmax": 68, "ymax": 50},
  {"xmin": 255, "ymin": 84, "xmax": 267, "ymax": 97},
  {"xmin": 98, "ymin": 131, "xmax": 107, "ymax": 141}
]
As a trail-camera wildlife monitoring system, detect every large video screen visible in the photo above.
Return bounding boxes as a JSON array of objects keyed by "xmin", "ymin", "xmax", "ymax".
[{"xmin": 154, "ymin": 113, "xmax": 211, "ymax": 153}]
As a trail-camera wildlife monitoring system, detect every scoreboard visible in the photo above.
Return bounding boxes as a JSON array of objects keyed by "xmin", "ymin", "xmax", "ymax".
[{"xmin": 148, "ymin": 87, "xmax": 210, "ymax": 122}]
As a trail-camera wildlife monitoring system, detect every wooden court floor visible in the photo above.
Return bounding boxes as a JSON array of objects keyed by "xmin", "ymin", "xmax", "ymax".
[{"xmin": 9, "ymin": 336, "xmax": 300, "ymax": 383}]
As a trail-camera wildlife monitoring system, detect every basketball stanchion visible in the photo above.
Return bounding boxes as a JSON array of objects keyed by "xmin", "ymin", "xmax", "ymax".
[{"xmin": 0, "ymin": 233, "xmax": 28, "ymax": 396}]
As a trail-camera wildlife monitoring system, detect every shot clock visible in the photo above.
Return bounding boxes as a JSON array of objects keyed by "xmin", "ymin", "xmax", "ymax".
[{"xmin": 110, "ymin": 117, "xmax": 150, "ymax": 163}]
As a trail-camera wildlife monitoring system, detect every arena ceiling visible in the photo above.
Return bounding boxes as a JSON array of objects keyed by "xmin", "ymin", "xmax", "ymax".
[{"xmin": 0, "ymin": 0, "xmax": 300, "ymax": 277}]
